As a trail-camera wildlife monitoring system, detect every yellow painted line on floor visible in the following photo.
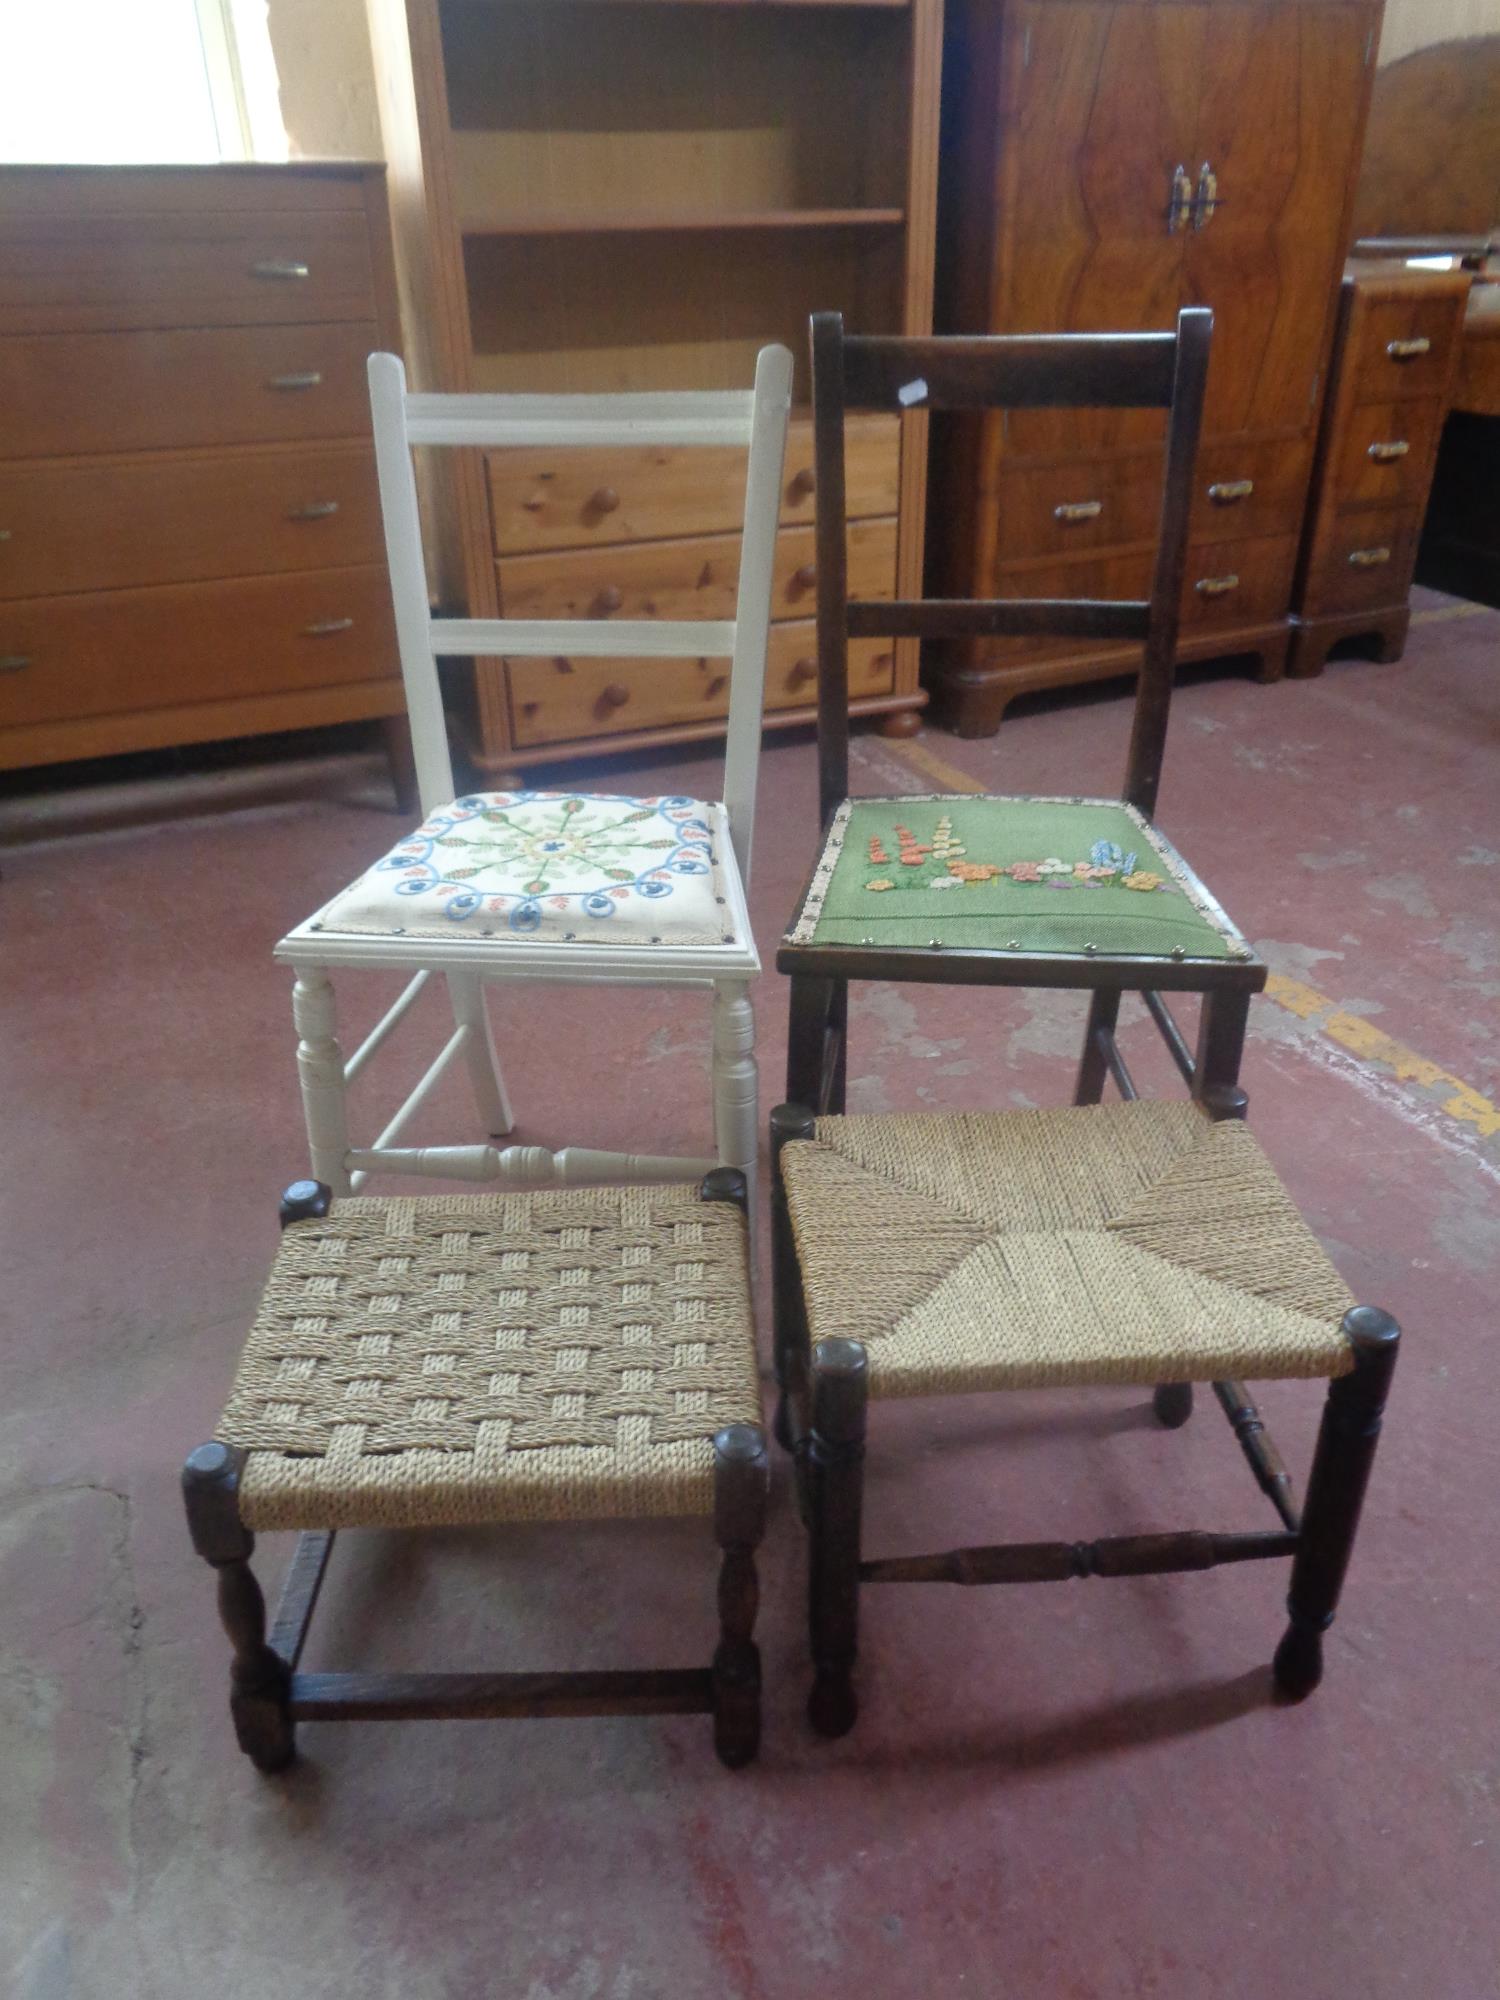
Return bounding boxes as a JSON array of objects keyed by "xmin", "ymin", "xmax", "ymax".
[{"xmin": 881, "ymin": 732, "xmax": 1500, "ymax": 1141}]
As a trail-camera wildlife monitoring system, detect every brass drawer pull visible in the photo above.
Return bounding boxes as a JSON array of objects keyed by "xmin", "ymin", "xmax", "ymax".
[
  {"xmin": 1386, "ymin": 336, "xmax": 1431, "ymax": 360},
  {"xmin": 1367, "ymin": 440, "xmax": 1410, "ymax": 463},
  {"xmin": 1195, "ymin": 574, "xmax": 1240, "ymax": 597},
  {"xmin": 588, "ymin": 486, "xmax": 621, "ymax": 515},
  {"xmin": 288, "ymin": 500, "xmax": 340, "ymax": 521},
  {"xmin": 792, "ymin": 562, "xmax": 818, "ymax": 587},
  {"xmin": 302, "ymin": 616, "xmax": 355, "ymax": 636},
  {"xmin": 0, "ymin": 654, "xmax": 31, "ymax": 673},
  {"xmin": 788, "ymin": 466, "xmax": 816, "ymax": 500},
  {"xmin": 251, "ymin": 258, "xmax": 310, "ymax": 280},
  {"xmin": 789, "ymin": 656, "xmax": 818, "ymax": 686},
  {"xmin": 1207, "ymin": 478, "xmax": 1254, "ymax": 504},
  {"xmin": 591, "ymin": 585, "xmax": 624, "ymax": 616},
  {"xmin": 600, "ymin": 681, "xmax": 631, "ymax": 709},
  {"xmin": 268, "ymin": 372, "xmax": 323, "ymax": 391},
  {"xmin": 1167, "ymin": 162, "xmax": 1194, "ymax": 234},
  {"xmin": 1347, "ymin": 546, "xmax": 1392, "ymax": 568},
  {"xmin": 1053, "ymin": 500, "xmax": 1103, "ymax": 523}
]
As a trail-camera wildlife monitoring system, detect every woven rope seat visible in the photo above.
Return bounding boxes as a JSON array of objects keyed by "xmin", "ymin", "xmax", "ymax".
[
  {"xmin": 218, "ymin": 1184, "xmax": 760, "ymax": 1532},
  {"xmin": 779, "ymin": 1101, "xmax": 1356, "ymax": 1399}
]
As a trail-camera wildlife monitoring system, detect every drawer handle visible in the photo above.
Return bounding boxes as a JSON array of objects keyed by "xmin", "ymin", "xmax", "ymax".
[
  {"xmin": 1386, "ymin": 337, "xmax": 1431, "ymax": 360},
  {"xmin": 600, "ymin": 681, "xmax": 631, "ymax": 709},
  {"xmin": 1367, "ymin": 440, "xmax": 1410, "ymax": 463},
  {"xmin": 789, "ymin": 466, "xmax": 816, "ymax": 500},
  {"xmin": 588, "ymin": 487, "xmax": 621, "ymax": 515},
  {"xmin": 1053, "ymin": 500, "xmax": 1103, "ymax": 523},
  {"xmin": 288, "ymin": 500, "xmax": 340, "ymax": 521},
  {"xmin": 252, "ymin": 259, "xmax": 310, "ymax": 281},
  {"xmin": 789, "ymin": 657, "xmax": 818, "ymax": 685},
  {"xmin": 1195, "ymin": 573, "xmax": 1240, "ymax": 597},
  {"xmin": 1347, "ymin": 546, "xmax": 1392, "ymax": 568},
  {"xmin": 1207, "ymin": 478, "xmax": 1255, "ymax": 504},
  {"xmin": 591, "ymin": 585, "xmax": 624, "ymax": 616},
  {"xmin": 792, "ymin": 562, "xmax": 818, "ymax": 588},
  {"xmin": 268, "ymin": 372, "xmax": 323, "ymax": 392},
  {"xmin": 302, "ymin": 617, "xmax": 355, "ymax": 637},
  {"xmin": 0, "ymin": 654, "xmax": 31, "ymax": 673}
]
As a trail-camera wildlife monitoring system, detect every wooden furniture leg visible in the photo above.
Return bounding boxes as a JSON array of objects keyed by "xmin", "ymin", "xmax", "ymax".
[
  {"xmin": 446, "ymin": 972, "xmax": 514, "ymax": 1137},
  {"xmin": 711, "ymin": 1423, "xmax": 769, "ymax": 1768},
  {"xmin": 770, "ymin": 1103, "xmax": 818, "ymax": 1459},
  {"xmin": 182, "ymin": 1442, "xmax": 295, "ymax": 1773},
  {"xmin": 807, "ymin": 1336, "xmax": 869, "ymax": 1738},
  {"xmin": 1274, "ymin": 1307, "xmax": 1401, "ymax": 1700},
  {"xmin": 291, "ymin": 972, "xmax": 351, "ymax": 1196},
  {"xmin": 380, "ymin": 714, "xmax": 419, "ymax": 816},
  {"xmin": 1074, "ymin": 987, "xmax": 1122, "ymax": 1106},
  {"xmin": 786, "ymin": 974, "xmax": 834, "ymax": 1113},
  {"xmin": 712, "ymin": 980, "xmax": 759, "ymax": 1198}
]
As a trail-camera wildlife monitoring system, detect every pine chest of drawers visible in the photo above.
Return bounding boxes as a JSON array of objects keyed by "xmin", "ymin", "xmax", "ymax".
[
  {"xmin": 1290, "ymin": 262, "xmax": 1471, "ymax": 676},
  {"xmin": 0, "ymin": 163, "xmax": 405, "ymax": 774}
]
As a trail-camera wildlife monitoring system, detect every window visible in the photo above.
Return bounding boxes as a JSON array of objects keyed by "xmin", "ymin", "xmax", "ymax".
[{"xmin": 0, "ymin": 0, "xmax": 285, "ymax": 165}]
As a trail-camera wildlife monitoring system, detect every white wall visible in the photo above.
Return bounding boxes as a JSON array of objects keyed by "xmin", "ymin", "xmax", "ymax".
[{"xmin": 1381, "ymin": 0, "xmax": 1500, "ymax": 64}]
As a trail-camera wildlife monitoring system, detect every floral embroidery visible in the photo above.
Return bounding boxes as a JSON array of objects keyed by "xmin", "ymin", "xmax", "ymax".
[
  {"xmin": 951, "ymin": 860, "xmax": 1005, "ymax": 882},
  {"xmin": 1007, "ymin": 861, "xmax": 1042, "ymax": 882},
  {"xmin": 1122, "ymin": 870, "xmax": 1165, "ymax": 892},
  {"xmin": 867, "ymin": 878, "xmax": 895, "ymax": 892},
  {"xmin": 375, "ymin": 791, "xmax": 713, "ymax": 928}
]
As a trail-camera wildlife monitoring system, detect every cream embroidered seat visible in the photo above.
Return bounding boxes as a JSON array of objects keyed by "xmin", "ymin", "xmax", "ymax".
[{"xmin": 276, "ymin": 349, "xmax": 792, "ymax": 1202}]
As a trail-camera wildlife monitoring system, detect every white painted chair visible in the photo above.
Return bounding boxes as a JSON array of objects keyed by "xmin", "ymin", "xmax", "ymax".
[{"xmin": 275, "ymin": 347, "xmax": 793, "ymax": 1198}]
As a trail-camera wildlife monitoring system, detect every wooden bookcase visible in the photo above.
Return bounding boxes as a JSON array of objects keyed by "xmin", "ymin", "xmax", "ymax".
[{"xmin": 366, "ymin": 0, "xmax": 942, "ymax": 776}]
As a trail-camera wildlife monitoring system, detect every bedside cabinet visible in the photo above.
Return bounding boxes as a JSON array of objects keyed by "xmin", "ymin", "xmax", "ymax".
[
  {"xmin": 1290, "ymin": 263, "xmax": 1471, "ymax": 678},
  {"xmin": 0, "ymin": 163, "xmax": 411, "ymax": 792}
]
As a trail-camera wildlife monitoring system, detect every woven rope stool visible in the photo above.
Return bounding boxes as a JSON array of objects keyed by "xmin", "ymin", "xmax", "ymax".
[
  {"xmin": 769, "ymin": 1098, "xmax": 1401, "ymax": 1737},
  {"xmin": 184, "ymin": 1170, "xmax": 768, "ymax": 1774}
]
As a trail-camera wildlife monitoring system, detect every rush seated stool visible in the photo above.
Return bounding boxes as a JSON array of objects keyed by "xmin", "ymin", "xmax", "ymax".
[
  {"xmin": 770, "ymin": 1096, "xmax": 1401, "ymax": 1736},
  {"xmin": 184, "ymin": 1170, "xmax": 769, "ymax": 1774}
]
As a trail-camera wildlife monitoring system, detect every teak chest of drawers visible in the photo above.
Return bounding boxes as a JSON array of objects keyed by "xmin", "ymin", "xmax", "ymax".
[
  {"xmin": 1291, "ymin": 262, "xmax": 1471, "ymax": 676},
  {"xmin": 0, "ymin": 163, "xmax": 407, "ymax": 779}
]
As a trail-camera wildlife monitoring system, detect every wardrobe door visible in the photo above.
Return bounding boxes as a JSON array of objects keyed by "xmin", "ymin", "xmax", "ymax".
[
  {"xmin": 1184, "ymin": 2, "xmax": 1375, "ymax": 439},
  {"xmin": 997, "ymin": 0, "xmax": 1195, "ymax": 455}
]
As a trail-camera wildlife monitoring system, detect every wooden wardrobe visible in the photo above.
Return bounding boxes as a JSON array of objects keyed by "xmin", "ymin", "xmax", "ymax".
[{"xmin": 930, "ymin": 0, "xmax": 1385, "ymax": 734}]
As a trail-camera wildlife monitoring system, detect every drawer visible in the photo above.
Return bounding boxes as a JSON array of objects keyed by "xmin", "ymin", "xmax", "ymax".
[
  {"xmin": 488, "ymin": 413, "xmax": 900, "ymax": 556},
  {"xmin": 989, "ymin": 439, "xmax": 1310, "ymax": 564},
  {"xmin": 0, "ymin": 443, "xmax": 383, "ymax": 600},
  {"xmin": 0, "ymin": 323, "xmax": 380, "ymax": 460},
  {"xmin": 1302, "ymin": 509, "xmax": 1421, "ymax": 618},
  {"xmin": 0, "ymin": 209, "xmax": 375, "ymax": 335},
  {"xmin": 507, "ymin": 620, "xmax": 894, "ymax": 747},
  {"xmin": 1353, "ymin": 295, "xmax": 1464, "ymax": 403},
  {"xmin": 496, "ymin": 516, "xmax": 897, "ymax": 623},
  {"xmin": 982, "ymin": 535, "xmax": 1297, "ymax": 663},
  {"xmin": 1332, "ymin": 399, "xmax": 1445, "ymax": 510},
  {"xmin": 0, "ymin": 565, "xmax": 397, "ymax": 727}
]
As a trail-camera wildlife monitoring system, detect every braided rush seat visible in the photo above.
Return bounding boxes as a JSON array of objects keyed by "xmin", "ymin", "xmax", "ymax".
[
  {"xmin": 778, "ymin": 1101, "xmax": 1355, "ymax": 1398},
  {"xmin": 184, "ymin": 1175, "xmax": 769, "ymax": 1777},
  {"xmin": 771, "ymin": 1099, "xmax": 1402, "ymax": 1735}
]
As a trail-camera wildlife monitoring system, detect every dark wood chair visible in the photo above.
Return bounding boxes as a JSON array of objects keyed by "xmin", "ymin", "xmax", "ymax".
[{"xmin": 778, "ymin": 305, "xmax": 1261, "ymax": 1443}]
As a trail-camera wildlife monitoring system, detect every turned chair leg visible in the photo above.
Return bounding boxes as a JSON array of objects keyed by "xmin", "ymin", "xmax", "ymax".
[
  {"xmin": 786, "ymin": 974, "xmax": 832, "ymax": 1116},
  {"xmin": 447, "ymin": 971, "xmax": 514, "ymax": 1137},
  {"xmin": 1074, "ymin": 988, "xmax": 1122, "ymax": 1106},
  {"xmin": 182, "ymin": 1443, "xmax": 294, "ymax": 1773},
  {"xmin": 826, "ymin": 979, "xmax": 849, "ymax": 1116},
  {"xmin": 770, "ymin": 1103, "xmax": 817, "ymax": 1460},
  {"xmin": 807, "ymin": 1337, "xmax": 869, "ymax": 1738},
  {"xmin": 1273, "ymin": 1307, "xmax": 1402, "ymax": 1700},
  {"xmin": 711, "ymin": 1424, "xmax": 770, "ymax": 1768},
  {"xmin": 292, "ymin": 971, "xmax": 352, "ymax": 1197},
  {"xmin": 712, "ymin": 979, "xmax": 759, "ymax": 1212},
  {"xmin": 1153, "ymin": 1383, "xmax": 1195, "ymax": 1428}
]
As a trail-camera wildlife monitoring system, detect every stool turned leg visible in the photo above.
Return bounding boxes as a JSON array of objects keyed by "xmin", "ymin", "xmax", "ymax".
[
  {"xmin": 1074, "ymin": 988, "xmax": 1121, "ymax": 1106},
  {"xmin": 1153, "ymin": 1383, "xmax": 1195, "ymax": 1428},
  {"xmin": 827, "ymin": 979, "xmax": 849, "ymax": 1117},
  {"xmin": 807, "ymin": 1337, "xmax": 869, "ymax": 1738},
  {"xmin": 291, "ymin": 972, "xmax": 351, "ymax": 1197},
  {"xmin": 786, "ymin": 974, "xmax": 832, "ymax": 1114},
  {"xmin": 1274, "ymin": 1307, "xmax": 1402, "ymax": 1701},
  {"xmin": 182, "ymin": 1443, "xmax": 294, "ymax": 1773},
  {"xmin": 770, "ymin": 1103, "xmax": 817, "ymax": 1458},
  {"xmin": 711, "ymin": 1424, "xmax": 770, "ymax": 1769},
  {"xmin": 712, "ymin": 980, "xmax": 759, "ymax": 1206}
]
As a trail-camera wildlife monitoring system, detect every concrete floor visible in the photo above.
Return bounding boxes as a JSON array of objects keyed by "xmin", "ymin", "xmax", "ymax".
[{"xmin": 4, "ymin": 593, "xmax": 1498, "ymax": 1999}]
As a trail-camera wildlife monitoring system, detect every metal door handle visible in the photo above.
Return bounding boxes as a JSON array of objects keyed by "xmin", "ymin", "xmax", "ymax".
[
  {"xmin": 1207, "ymin": 478, "xmax": 1254, "ymax": 504},
  {"xmin": 0, "ymin": 654, "xmax": 31, "ymax": 672},
  {"xmin": 268, "ymin": 372, "xmax": 323, "ymax": 391},
  {"xmin": 302, "ymin": 617, "xmax": 355, "ymax": 636},
  {"xmin": 1386, "ymin": 337, "xmax": 1431, "ymax": 360},
  {"xmin": 251, "ymin": 259, "xmax": 310, "ymax": 280},
  {"xmin": 1195, "ymin": 574, "xmax": 1240, "ymax": 597},
  {"xmin": 1347, "ymin": 546, "xmax": 1392, "ymax": 568},
  {"xmin": 1367, "ymin": 440, "xmax": 1410, "ymax": 462},
  {"xmin": 1053, "ymin": 500, "xmax": 1103, "ymax": 523},
  {"xmin": 288, "ymin": 500, "xmax": 340, "ymax": 521}
]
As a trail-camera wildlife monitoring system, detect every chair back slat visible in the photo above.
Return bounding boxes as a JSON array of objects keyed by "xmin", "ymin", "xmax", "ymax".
[
  {"xmin": 847, "ymin": 598, "xmax": 1150, "ymax": 643},
  {"xmin": 810, "ymin": 308, "xmax": 1213, "ymax": 827},
  {"xmin": 366, "ymin": 351, "xmax": 792, "ymax": 864},
  {"xmin": 840, "ymin": 332, "xmax": 1179, "ymax": 412}
]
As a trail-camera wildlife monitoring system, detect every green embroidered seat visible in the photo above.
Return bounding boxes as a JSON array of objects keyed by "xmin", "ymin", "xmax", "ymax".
[{"xmin": 785, "ymin": 793, "xmax": 1253, "ymax": 963}]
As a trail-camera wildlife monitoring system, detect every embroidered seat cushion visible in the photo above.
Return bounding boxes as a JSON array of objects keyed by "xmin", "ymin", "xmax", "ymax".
[
  {"xmin": 309, "ymin": 790, "xmax": 735, "ymax": 945},
  {"xmin": 218, "ymin": 1184, "xmax": 762, "ymax": 1530},
  {"xmin": 779, "ymin": 1102, "xmax": 1355, "ymax": 1400},
  {"xmin": 784, "ymin": 795, "xmax": 1253, "ymax": 961}
]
